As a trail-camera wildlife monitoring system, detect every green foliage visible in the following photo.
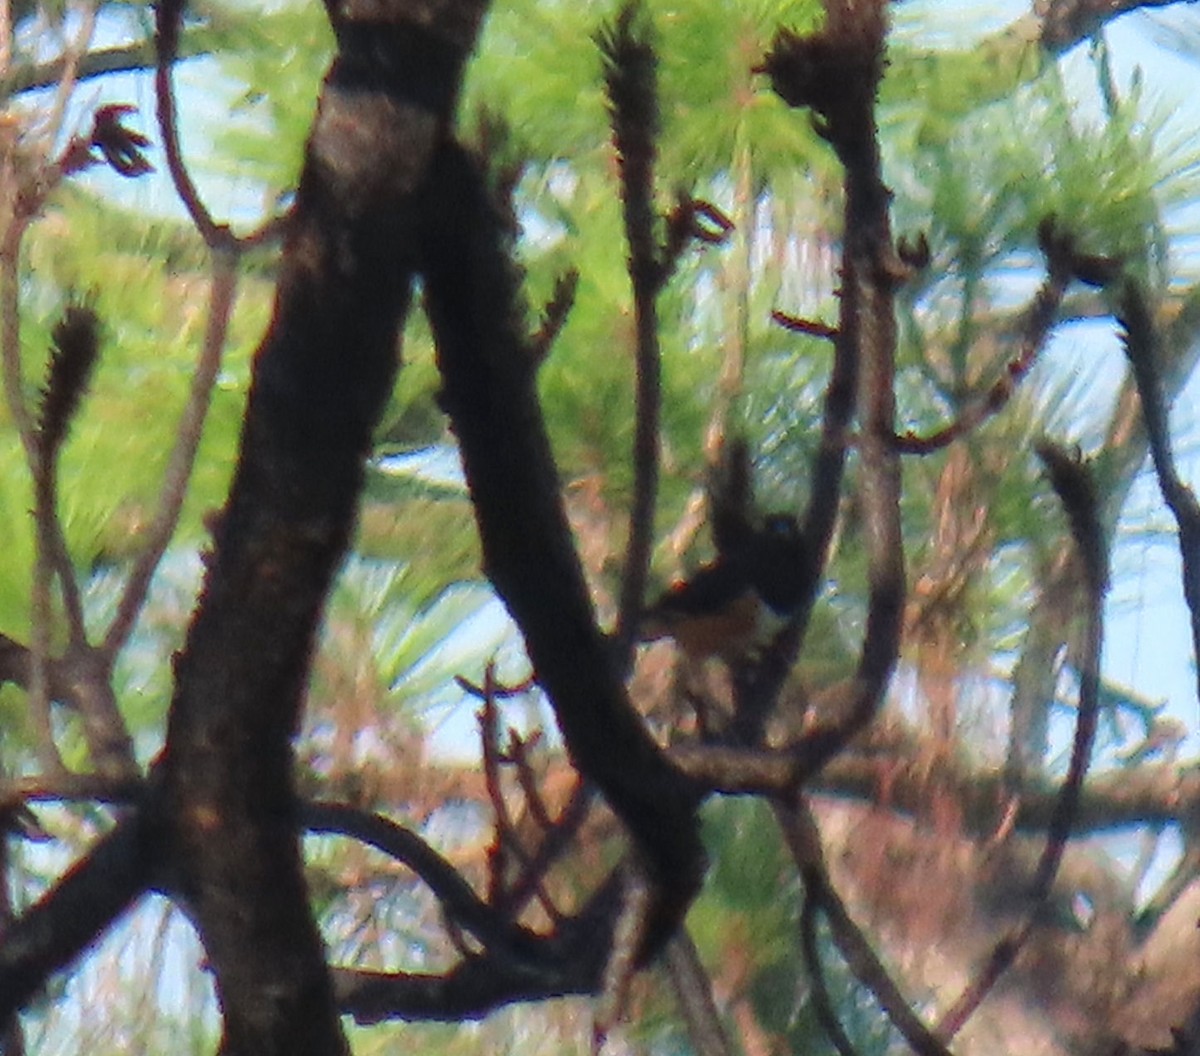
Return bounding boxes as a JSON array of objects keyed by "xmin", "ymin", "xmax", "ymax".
[{"xmin": 207, "ymin": 1, "xmax": 334, "ymax": 200}]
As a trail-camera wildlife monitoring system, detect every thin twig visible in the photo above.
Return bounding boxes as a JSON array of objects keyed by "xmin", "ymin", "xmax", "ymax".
[
  {"xmin": 478, "ymin": 664, "xmax": 517, "ymax": 904},
  {"xmin": 771, "ymin": 308, "xmax": 838, "ymax": 341},
  {"xmin": 473, "ymin": 670, "xmax": 561, "ymax": 922},
  {"xmin": 36, "ymin": 2, "xmax": 97, "ymax": 155},
  {"xmin": 154, "ymin": 0, "xmax": 229, "ymax": 247},
  {"xmin": 508, "ymin": 734, "xmax": 553, "ymax": 832},
  {"xmin": 503, "ymin": 780, "xmax": 594, "ymax": 916},
  {"xmin": 937, "ymin": 442, "xmax": 1106, "ymax": 1039},
  {"xmin": 799, "ymin": 870, "xmax": 860, "ymax": 1056},
  {"xmin": 530, "ymin": 269, "xmax": 578, "ymax": 365},
  {"xmin": 0, "ymin": 233, "xmax": 61, "ymax": 772},
  {"xmin": 894, "ymin": 259, "xmax": 1070, "ymax": 455},
  {"xmin": 103, "ymin": 250, "xmax": 239, "ymax": 657}
]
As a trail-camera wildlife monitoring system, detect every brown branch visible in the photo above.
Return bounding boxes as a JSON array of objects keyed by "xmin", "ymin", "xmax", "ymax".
[
  {"xmin": 894, "ymin": 255, "xmax": 1070, "ymax": 455},
  {"xmin": 529, "ymin": 268, "xmax": 578, "ymax": 364},
  {"xmin": 476, "ymin": 666, "xmax": 549, "ymax": 912},
  {"xmin": 771, "ymin": 308, "xmax": 838, "ymax": 341},
  {"xmin": 799, "ymin": 871, "xmax": 861, "ymax": 1056},
  {"xmin": 154, "ymin": 0, "xmax": 232, "ymax": 248},
  {"xmin": 508, "ymin": 734, "xmax": 554, "ymax": 833},
  {"xmin": 670, "ymin": 713, "xmax": 1199, "ymax": 838},
  {"xmin": 1036, "ymin": 0, "xmax": 1186, "ymax": 53},
  {"xmin": 0, "ymin": 28, "xmax": 219, "ymax": 98},
  {"xmin": 0, "ymin": 769, "xmax": 143, "ymax": 807},
  {"xmin": 0, "ymin": 634, "xmax": 135, "ymax": 776},
  {"xmin": 503, "ymin": 781, "xmax": 595, "ymax": 916},
  {"xmin": 663, "ymin": 932, "xmax": 737, "ymax": 1056},
  {"xmin": 777, "ymin": 802, "xmax": 953, "ymax": 1056},
  {"xmin": 0, "ymin": 240, "xmax": 62, "ymax": 773}
]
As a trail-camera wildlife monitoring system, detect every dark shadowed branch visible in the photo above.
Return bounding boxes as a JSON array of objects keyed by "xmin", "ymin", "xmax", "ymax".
[
  {"xmin": 149, "ymin": 1, "xmax": 490, "ymax": 1052},
  {"xmin": 1118, "ymin": 280, "xmax": 1200, "ymax": 715},
  {"xmin": 663, "ymin": 932, "xmax": 737, "ymax": 1056},
  {"xmin": 418, "ymin": 137, "xmax": 704, "ymax": 958},
  {"xmin": 777, "ymin": 801, "xmax": 953, "ymax": 1056},
  {"xmin": 757, "ymin": 0, "xmax": 905, "ymax": 765},
  {"xmin": 602, "ymin": 2, "xmax": 666, "ymax": 659},
  {"xmin": 0, "ymin": 820, "xmax": 148, "ymax": 1017}
]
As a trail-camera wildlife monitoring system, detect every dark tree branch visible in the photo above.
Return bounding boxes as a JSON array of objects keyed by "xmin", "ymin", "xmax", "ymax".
[
  {"xmin": 1118, "ymin": 280, "xmax": 1200, "ymax": 716},
  {"xmin": 799, "ymin": 871, "xmax": 861, "ymax": 1056},
  {"xmin": 333, "ymin": 866, "xmax": 634, "ymax": 1024},
  {"xmin": 418, "ymin": 139, "xmax": 704, "ymax": 957},
  {"xmin": 601, "ymin": 4, "xmax": 666, "ymax": 661},
  {"xmin": 151, "ymin": 1, "xmax": 489, "ymax": 1052},
  {"xmin": 663, "ymin": 932, "xmax": 737, "ymax": 1056},
  {"xmin": 759, "ymin": 0, "xmax": 905, "ymax": 765},
  {"xmin": 333, "ymin": 949, "xmax": 598, "ymax": 1025},
  {"xmin": 1035, "ymin": 0, "xmax": 1188, "ymax": 53},
  {"xmin": 894, "ymin": 237, "xmax": 1071, "ymax": 455},
  {"xmin": 0, "ymin": 30, "xmax": 216, "ymax": 98},
  {"xmin": 503, "ymin": 783, "xmax": 596, "ymax": 917},
  {"xmin": 781, "ymin": 810, "xmax": 952, "ymax": 1056},
  {"xmin": 0, "ymin": 820, "xmax": 148, "ymax": 1018},
  {"xmin": 301, "ymin": 800, "xmax": 546, "ymax": 967}
]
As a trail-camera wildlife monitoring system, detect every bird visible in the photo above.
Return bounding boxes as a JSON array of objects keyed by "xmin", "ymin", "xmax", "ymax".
[{"xmin": 640, "ymin": 513, "xmax": 808, "ymax": 662}]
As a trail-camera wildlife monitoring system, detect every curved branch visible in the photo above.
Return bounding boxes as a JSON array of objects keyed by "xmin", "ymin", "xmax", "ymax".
[
  {"xmin": 301, "ymin": 801, "xmax": 544, "ymax": 965},
  {"xmin": 1118, "ymin": 280, "xmax": 1200, "ymax": 715}
]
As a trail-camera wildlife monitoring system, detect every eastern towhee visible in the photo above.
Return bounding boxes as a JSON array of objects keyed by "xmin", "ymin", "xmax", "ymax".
[{"xmin": 640, "ymin": 513, "xmax": 807, "ymax": 662}]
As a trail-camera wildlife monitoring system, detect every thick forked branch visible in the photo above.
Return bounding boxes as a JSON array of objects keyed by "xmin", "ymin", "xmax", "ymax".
[
  {"xmin": 151, "ymin": 1, "xmax": 488, "ymax": 1053},
  {"xmin": 419, "ymin": 141, "xmax": 705, "ymax": 958}
]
